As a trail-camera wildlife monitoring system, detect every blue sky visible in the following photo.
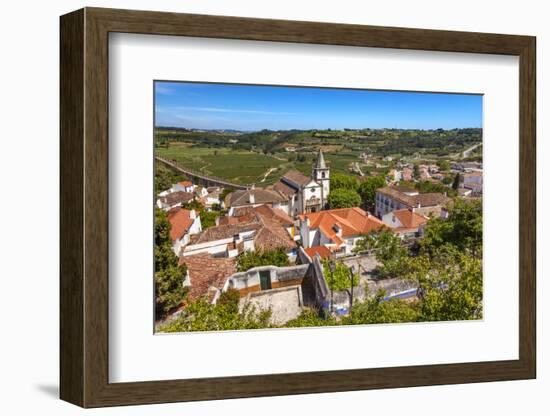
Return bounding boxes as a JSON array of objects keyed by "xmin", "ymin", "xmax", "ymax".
[{"xmin": 155, "ymin": 81, "xmax": 482, "ymax": 131}]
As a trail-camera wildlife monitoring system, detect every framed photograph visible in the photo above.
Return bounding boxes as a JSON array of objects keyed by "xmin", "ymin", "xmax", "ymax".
[{"xmin": 60, "ymin": 7, "xmax": 536, "ymax": 408}]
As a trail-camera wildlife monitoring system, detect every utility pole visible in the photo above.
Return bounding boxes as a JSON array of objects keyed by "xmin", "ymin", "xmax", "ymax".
[
  {"xmin": 348, "ymin": 265, "xmax": 355, "ymax": 314},
  {"xmin": 329, "ymin": 259, "xmax": 335, "ymax": 315}
]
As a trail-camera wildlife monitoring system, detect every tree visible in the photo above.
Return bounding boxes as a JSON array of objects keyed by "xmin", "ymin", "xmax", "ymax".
[
  {"xmin": 353, "ymin": 229, "xmax": 407, "ymax": 277},
  {"xmin": 154, "ymin": 163, "xmax": 186, "ymax": 195},
  {"xmin": 155, "ymin": 208, "xmax": 188, "ymax": 318},
  {"xmin": 358, "ymin": 175, "xmax": 386, "ymax": 209},
  {"xmin": 285, "ymin": 308, "xmax": 336, "ymax": 328},
  {"xmin": 159, "ymin": 297, "xmax": 272, "ymax": 332},
  {"xmin": 415, "ymin": 180, "xmax": 457, "ymax": 197},
  {"xmin": 219, "ymin": 188, "xmax": 232, "ymax": 202},
  {"xmin": 413, "ymin": 164, "xmax": 420, "ymax": 180},
  {"xmin": 342, "ymin": 290, "xmax": 419, "ymax": 325},
  {"xmin": 236, "ymin": 249, "xmax": 290, "ymax": 272},
  {"xmin": 452, "ymin": 172, "xmax": 461, "ymax": 190},
  {"xmin": 200, "ymin": 210, "xmax": 220, "ymax": 229},
  {"xmin": 330, "ymin": 173, "xmax": 359, "ymax": 191},
  {"xmin": 401, "ymin": 246, "xmax": 482, "ymax": 322},
  {"xmin": 421, "ymin": 198, "xmax": 482, "ymax": 257},
  {"xmin": 182, "ymin": 199, "xmax": 203, "ymax": 211},
  {"xmin": 327, "ymin": 188, "xmax": 361, "ymax": 209},
  {"xmin": 438, "ymin": 160, "xmax": 451, "ymax": 172},
  {"xmin": 322, "ymin": 260, "xmax": 359, "ymax": 292}
]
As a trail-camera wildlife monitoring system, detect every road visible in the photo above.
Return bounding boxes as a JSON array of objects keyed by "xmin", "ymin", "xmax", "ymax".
[{"xmin": 461, "ymin": 142, "xmax": 482, "ymax": 159}]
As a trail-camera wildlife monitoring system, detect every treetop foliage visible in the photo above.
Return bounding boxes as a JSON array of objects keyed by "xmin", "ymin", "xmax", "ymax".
[{"xmin": 236, "ymin": 248, "xmax": 290, "ymax": 272}]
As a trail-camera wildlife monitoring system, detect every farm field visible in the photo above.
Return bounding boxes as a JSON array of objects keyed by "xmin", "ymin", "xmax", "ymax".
[
  {"xmin": 155, "ymin": 144, "xmax": 287, "ymax": 185},
  {"xmin": 155, "ymin": 143, "xmax": 362, "ymax": 185}
]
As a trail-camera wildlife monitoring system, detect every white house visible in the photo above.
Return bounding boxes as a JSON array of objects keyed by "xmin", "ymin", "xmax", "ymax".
[
  {"xmin": 270, "ymin": 149, "xmax": 330, "ymax": 217},
  {"xmin": 183, "ymin": 211, "xmax": 297, "ymax": 259},
  {"xmin": 167, "ymin": 208, "xmax": 202, "ymax": 255},
  {"xmin": 224, "ymin": 149, "xmax": 331, "ymax": 218},
  {"xmin": 224, "ymin": 185, "xmax": 291, "ymax": 215},
  {"xmin": 299, "ymin": 207, "xmax": 386, "ymax": 256},
  {"xmin": 463, "ymin": 171, "xmax": 483, "ymax": 194},
  {"xmin": 382, "ymin": 208, "xmax": 429, "ymax": 239},
  {"xmin": 156, "ymin": 191, "xmax": 195, "ymax": 211},
  {"xmin": 375, "ymin": 186, "xmax": 449, "ymax": 218},
  {"xmin": 172, "ymin": 180, "xmax": 195, "ymax": 194}
]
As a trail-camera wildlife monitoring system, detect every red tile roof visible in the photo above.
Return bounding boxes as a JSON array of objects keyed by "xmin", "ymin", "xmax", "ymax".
[
  {"xmin": 167, "ymin": 208, "xmax": 195, "ymax": 241},
  {"xmin": 224, "ymin": 188, "xmax": 288, "ymax": 208},
  {"xmin": 253, "ymin": 217, "xmax": 297, "ymax": 251},
  {"xmin": 179, "ymin": 254, "xmax": 236, "ymax": 301},
  {"xmin": 159, "ymin": 191, "xmax": 195, "ymax": 206},
  {"xmin": 300, "ymin": 207, "xmax": 385, "ymax": 247},
  {"xmin": 269, "ymin": 181, "xmax": 297, "ymax": 197},
  {"xmin": 304, "ymin": 246, "xmax": 333, "ymax": 259},
  {"xmin": 281, "ymin": 170, "xmax": 312, "ymax": 187},
  {"xmin": 391, "ymin": 209, "xmax": 429, "ymax": 229},
  {"xmin": 194, "ymin": 207, "xmax": 296, "ymax": 251},
  {"xmin": 179, "ymin": 180, "xmax": 193, "ymax": 187},
  {"xmin": 377, "ymin": 186, "xmax": 449, "ymax": 208},
  {"xmin": 253, "ymin": 204, "xmax": 294, "ymax": 226}
]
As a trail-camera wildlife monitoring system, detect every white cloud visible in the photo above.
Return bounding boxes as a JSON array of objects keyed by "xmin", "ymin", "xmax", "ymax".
[{"xmin": 175, "ymin": 106, "xmax": 293, "ymax": 116}]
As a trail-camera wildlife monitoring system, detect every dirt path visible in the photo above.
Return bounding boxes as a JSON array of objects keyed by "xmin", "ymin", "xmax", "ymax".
[{"xmin": 260, "ymin": 167, "xmax": 277, "ymax": 183}]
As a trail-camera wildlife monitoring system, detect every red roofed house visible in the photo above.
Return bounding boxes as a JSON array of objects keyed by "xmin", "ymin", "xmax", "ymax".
[
  {"xmin": 299, "ymin": 207, "xmax": 386, "ymax": 256},
  {"xmin": 172, "ymin": 180, "xmax": 195, "ymax": 194},
  {"xmin": 304, "ymin": 245, "xmax": 333, "ymax": 260},
  {"xmin": 167, "ymin": 207, "xmax": 202, "ymax": 255},
  {"xmin": 182, "ymin": 209, "xmax": 297, "ymax": 260},
  {"xmin": 382, "ymin": 208, "xmax": 429, "ymax": 239},
  {"xmin": 179, "ymin": 253, "xmax": 236, "ymax": 303}
]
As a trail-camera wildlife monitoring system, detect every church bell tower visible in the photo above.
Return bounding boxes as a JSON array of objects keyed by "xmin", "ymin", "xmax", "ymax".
[{"xmin": 312, "ymin": 149, "xmax": 330, "ymax": 208}]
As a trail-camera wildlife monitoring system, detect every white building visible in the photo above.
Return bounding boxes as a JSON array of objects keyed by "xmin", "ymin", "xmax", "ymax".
[
  {"xmin": 182, "ymin": 211, "xmax": 297, "ymax": 259},
  {"xmin": 381, "ymin": 208, "xmax": 429, "ymax": 239},
  {"xmin": 167, "ymin": 208, "xmax": 202, "ymax": 255},
  {"xmin": 224, "ymin": 150, "xmax": 331, "ymax": 218},
  {"xmin": 270, "ymin": 149, "xmax": 330, "ymax": 217},
  {"xmin": 463, "ymin": 171, "xmax": 483, "ymax": 194},
  {"xmin": 171, "ymin": 180, "xmax": 195, "ymax": 194},
  {"xmin": 156, "ymin": 191, "xmax": 195, "ymax": 211},
  {"xmin": 299, "ymin": 207, "xmax": 386, "ymax": 257},
  {"xmin": 375, "ymin": 186, "xmax": 449, "ymax": 218}
]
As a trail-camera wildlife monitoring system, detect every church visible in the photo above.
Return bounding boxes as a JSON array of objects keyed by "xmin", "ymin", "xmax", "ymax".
[
  {"xmin": 270, "ymin": 149, "xmax": 330, "ymax": 216},
  {"xmin": 224, "ymin": 149, "xmax": 331, "ymax": 218}
]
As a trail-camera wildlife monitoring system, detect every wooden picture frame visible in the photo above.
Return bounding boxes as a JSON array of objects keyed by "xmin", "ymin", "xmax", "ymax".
[{"xmin": 60, "ymin": 7, "xmax": 536, "ymax": 408}]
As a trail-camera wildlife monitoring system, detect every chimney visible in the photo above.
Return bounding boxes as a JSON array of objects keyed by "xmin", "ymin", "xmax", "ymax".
[
  {"xmin": 189, "ymin": 209, "xmax": 196, "ymax": 219},
  {"xmin": 249, "ymin": 191, "xmax": 255, "ymax": 204}
]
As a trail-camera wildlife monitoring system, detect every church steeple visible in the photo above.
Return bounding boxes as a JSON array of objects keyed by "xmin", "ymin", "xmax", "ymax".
[
  {"xmin": 314, "ymin": 149, "xmax": 327, "ymax": 169},
  {"xmin": 312, "ymin": 149, "xmax": 330, "ymax": 209}
]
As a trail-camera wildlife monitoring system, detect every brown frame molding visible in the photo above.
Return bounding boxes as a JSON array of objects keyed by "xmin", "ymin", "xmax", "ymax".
[{"xmin": 60, "ymin": 7, "xmax": 536, "ymax": 408}]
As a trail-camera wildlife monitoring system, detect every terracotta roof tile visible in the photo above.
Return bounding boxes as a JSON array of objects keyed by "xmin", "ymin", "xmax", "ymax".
[
  {"xmin": 301, "ymin": 207, "xmax": 386, "ymax": 247},
  {"xmin": 167, "ymin": 208, "xmax": 195, "ymax": 241},
  {"xmin": 281, "ymin": 170, "xmax": 312, "ymax": 187},
  {"xmin": 377, "ymin": 187, "xmax": 449, "ymax": 208},
  {"xmin": 179, "ymin": 254, "xmax": 236, "ymax": 301},
  {"xmin": 270, "ymin": 181, "xmax": 298, "ymax": 197},
  {"xmin": 391, "ymin": 209, "xmax": 429, "ymax": 229},
  {"xmin": 194, "ymin": 220, "xmax": 262, "ymax": 244},
  {"xmin": 304, "ymin": 246, "xmax": 333, "ymax": 259},
  {"xmin": 253, "ymin": 204, "xmax": 294, "ymax": 226},
  {"xmin": 224, "ymin": 188, "xmax": 288, "ymax": 208},
  {"xmin": 159, "ymin": 191, "xmax": 195, "ymax": 206},
  {"xmin": 253, "ymin": 218, "xmax": 296, "ymax": 251},
  {"xmin": 194, "ymin": 208, "xmax": 296, "ymax": 251}
]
